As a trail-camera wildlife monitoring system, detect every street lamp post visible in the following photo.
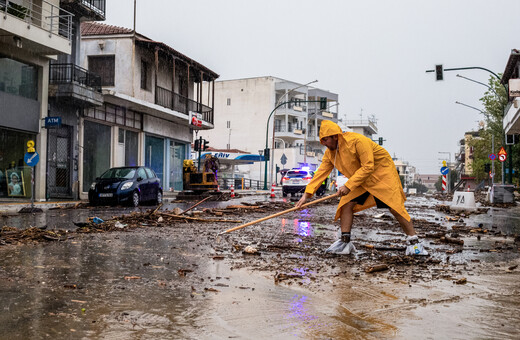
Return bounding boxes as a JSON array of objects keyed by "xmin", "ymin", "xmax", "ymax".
[
  {"xmin": 269, "ymin": 80, "xmax": 318, "ymax": 188},
  {"xmin": 427, "ymin": 65, "xmax": 512, "ymax": 184},
  {"xmin": 455, "ymin": 100, "xmax": 500, "ymax": 184},
  {"xmin": 263, "ymin": 99, "xmax": 322, "ymax": 190}
]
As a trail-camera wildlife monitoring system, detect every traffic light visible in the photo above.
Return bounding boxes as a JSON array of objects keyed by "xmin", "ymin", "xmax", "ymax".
[
  {"xmin": 203, "ymin": 139, "xmax": 209, "ymax": 150},
  {"xmin": 320, "ymin": 97, "xmax": 327, "ymax": 110},
  {"xmin": 435, "ymin": 64, "xmax": 443, "ymax": 81},
  {"xmin": 484, "ymin": 163, "xmax": 491, "ymax": 173},
  {"xmin": 378, "ymin": 137, "xmax": 383, "ymax": 145},
  {"xmin": 264, "ymin": 148, "xmax": 270, "ymax": 161},
  {"xmin": 194, "ymin": 139, "xmax": 200, "ymax": 151}
]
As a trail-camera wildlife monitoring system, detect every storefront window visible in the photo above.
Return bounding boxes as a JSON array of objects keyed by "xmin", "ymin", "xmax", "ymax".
[
  {"xmin": 0, "ymin": 56, "xmax": 38, "ymax": 100},
  {"xmin": 83, "ymin": 121, "xmax": 111, "ymax": 192},
  {"xmin": 145, "ymin": 135, "xmax": 164, "ymax": 185},
  {"xmin": 0, "ymin": 128, "xmax": 35, "ymax": 198},
  {"xmin": 170, "ymin": 141, "xmax": 186, "ymax": 191},
  {"xmin": 124, "ymin": 130, "xmax": 138, "ymax": 166}
]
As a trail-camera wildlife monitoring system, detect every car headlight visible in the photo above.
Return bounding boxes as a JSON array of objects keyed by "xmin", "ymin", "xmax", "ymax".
[
  {"xmin": 90, "ymin": 182, "xmax": 97, "ymax": 190},
  {"xmin": 121, "ymin": 181, "xmax": 134, "ymax": 190}
]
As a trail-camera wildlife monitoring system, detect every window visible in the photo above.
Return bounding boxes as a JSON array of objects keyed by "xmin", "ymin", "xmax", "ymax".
[
  {"xmin": 144, "ymin": 168, "xmax": 155, "ymax": 179},
  {"xmin": 88, "ymin": 55, "xmax": 115, "ymax": 86},
  {"xmin": 118, "ymin": 128, "xmax": 124, "ymax": 144},
  {"xmin": 227, "ymin": 98, "xmax": 231, "ymax": 106},
  {"xmin": 137, "ymin": 168, "xmax": 147, "ymax": 180},
  {"xmin": 141, "ymin": 60, "xmax": 150, "ymax": 90},
  {"xmin": 0, "ymin": 56, "xmax": 38, "ymax": 100},
  {"xmin": 226, "ymin": 120, "xmax": 231, "ymax": 128}
]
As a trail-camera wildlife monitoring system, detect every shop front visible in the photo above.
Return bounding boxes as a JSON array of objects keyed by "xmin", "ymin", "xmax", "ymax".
[{"xmin": 0, "ymin": 128, "xmax": 36, "ymax": 199}]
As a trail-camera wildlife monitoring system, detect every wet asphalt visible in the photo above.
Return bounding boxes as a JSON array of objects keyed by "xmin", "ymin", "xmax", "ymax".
[{"xmin": 0, "ymin": 194, "xmax": 519, "ymax": 339}]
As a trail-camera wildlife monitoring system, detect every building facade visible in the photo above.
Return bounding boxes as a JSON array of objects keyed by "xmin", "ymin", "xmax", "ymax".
[
  {"xmin": 0, "ymin": 0, "xmax": 74, "ymax": 200},
  {"xmin": 199, "ymin": 77, "xmax": 339, "ymax": 184},
  {"xmin": 78, "ymin": 22, "xmax": 218, "ymax": 197}
]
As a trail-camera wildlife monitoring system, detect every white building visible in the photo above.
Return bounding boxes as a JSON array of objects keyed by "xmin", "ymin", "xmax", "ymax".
[
  {"xmin": 0, "ymin": 0, "xmax": 74, "ymax": 200},
  {"xmin": 199, "ymin": 76, "xmax": 339, "ymax": 185},
  {"xmin": 78, "ymin": 22, "xmax": 218, "ymax": 196}
]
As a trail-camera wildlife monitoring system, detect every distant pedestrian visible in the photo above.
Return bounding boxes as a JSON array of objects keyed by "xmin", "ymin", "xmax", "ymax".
[{"xmin": 295, "ymin": 120, "xmax": 427, "ymax": 255}]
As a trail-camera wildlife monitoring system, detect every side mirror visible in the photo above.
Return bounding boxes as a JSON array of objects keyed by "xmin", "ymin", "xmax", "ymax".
[
  {"xmin": 137, "ymin": 177, "xmax": 143, "ymax": 182},
  {"xmin": 95, "ymin": 177, "xmax": 100, "ymax": 180}
]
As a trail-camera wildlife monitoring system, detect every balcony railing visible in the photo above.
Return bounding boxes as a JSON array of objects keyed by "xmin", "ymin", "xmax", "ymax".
[
  {"xmin": 49, "ymin": 63, "xmax": 101, "ymax": 92},
  {"xmin": 80, "ymin": 0, "xmax": 105, "ymax": 16},
  {"xmin": 155, "ymin": 86, "xmax": 214, "ymax": 125},
  {"xmin": 0, "ymin": 0, "xmax": 73, "ymax": 40}
]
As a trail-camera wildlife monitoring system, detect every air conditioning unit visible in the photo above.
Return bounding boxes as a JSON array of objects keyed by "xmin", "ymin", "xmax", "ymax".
[{"xmin": 294, "ymin": 129, "xmax": 303, "ymax": 134}]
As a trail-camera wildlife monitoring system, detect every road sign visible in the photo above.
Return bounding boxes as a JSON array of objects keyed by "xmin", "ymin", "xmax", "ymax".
[
  {"xmin": 280, "ymin": 153, "xmax": 287, "ymax": 165},
  {"xmin": 24, "ymin": 151, "xmax": 39, "ymax": 166},
  {"xmin": 498, "ymin": 147, "xmax": 507, "ymax": 156},
  {"xmin": 498, "ymin": 154, "xmax": 507, "ymax": 162},
  {"xmin": 44, "ymin": 116, "xmax": 62, "ymax": 128},
  {"xmin": 488, "ymin": 154, "xmax": 496, "ymax": 161},
  {"xmin": 440, "ymin": 166, "xmax": 449, "ymax": 175}
]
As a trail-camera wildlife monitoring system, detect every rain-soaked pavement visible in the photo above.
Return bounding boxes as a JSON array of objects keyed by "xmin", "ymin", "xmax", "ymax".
[{"xmin": 0, "ymin": 193, "xmax": 519, "ymax": 339}]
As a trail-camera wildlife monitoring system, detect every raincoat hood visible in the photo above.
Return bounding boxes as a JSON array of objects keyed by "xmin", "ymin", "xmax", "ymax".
[{"xmin": 319, "ymin": 120, "xmax": 343, "ymax": 140}]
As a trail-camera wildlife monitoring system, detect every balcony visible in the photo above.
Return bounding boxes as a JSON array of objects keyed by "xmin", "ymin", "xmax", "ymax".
[
  {"xmin": 60, "ymin": 0, "xmax": 105, "ymax": 20},
  {"xmin": 307, "ymin": 107, "xmax": 338, "ymax": 120},
  {"xmin": 155, "ymin": 85, "xmax": 214, "ymax": 128},
  {"xmin": 274, "ymin": 102, "xmax": 307, "ymax": 118},
  {"xmin": 0, "ymin": 0, "xmax": 73, "ymax": 55},
  {"xmin": 274, "ymin": 124, "xmax": 305, "ymax": 140},
  {"xmin": 49, "ymin": 63, "xmax": 103, "ymax": 106}
]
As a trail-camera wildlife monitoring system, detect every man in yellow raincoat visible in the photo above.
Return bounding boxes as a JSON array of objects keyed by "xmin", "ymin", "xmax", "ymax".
[{"xmin": 295, "ymin": 120, "xmax": 427, "ymax": 255}]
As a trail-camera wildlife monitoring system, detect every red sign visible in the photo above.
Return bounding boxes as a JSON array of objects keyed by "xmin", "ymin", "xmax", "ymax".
[
  {"xmin": 498, "ymin": 147, "xmax": 507, "ymax": 156},
  {"xmin": 499, "ymin": 154, "xmax": 507, "ymax": 162},
  {"xmin": 191, "ymin": 116, "xmax": 202, "ymax": 127}
]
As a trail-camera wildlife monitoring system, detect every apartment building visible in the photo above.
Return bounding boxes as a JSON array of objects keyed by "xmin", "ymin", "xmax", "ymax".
[
  {"xmin": 199, "ymin": 76, "xmax": 338, "ymax": 184},
  {"xmin": 79, "ymin": 22, "xmax": 218, "ymax": 196},
  {"xmin": 0, "ymin": 0, "xmax": 74, "ymax": 200},
  {"xmin": 47, "ymin": 0, "xmax": 105, "ymax": 199}
]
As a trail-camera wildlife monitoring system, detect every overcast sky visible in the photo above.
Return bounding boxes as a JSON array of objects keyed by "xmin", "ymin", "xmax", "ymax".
[{"xmin": 103, "ymin": 0, "xmax": 520, "ymax": 174}]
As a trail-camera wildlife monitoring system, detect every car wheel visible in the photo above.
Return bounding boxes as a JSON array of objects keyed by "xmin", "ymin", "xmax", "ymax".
[
  {"xmin": 131, "ymin": 191, "xmax": 140, "ymax": 207},
  {"xmin": 155, "ymin": 190, "xmax": 163, "ymax": 205},
  {"xmin": 89, "ymin": 199, "xmax": 97, "ymax": 206}
]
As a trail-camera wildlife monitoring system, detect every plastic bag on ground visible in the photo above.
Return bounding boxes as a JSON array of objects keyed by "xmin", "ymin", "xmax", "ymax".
[
  {"xmin": 325, "ymin": 239, "xmax": 356, "ymax": 254},
  {"xmin": 405, "ymin": 235, "xmax": 429, "ymax": 256}
]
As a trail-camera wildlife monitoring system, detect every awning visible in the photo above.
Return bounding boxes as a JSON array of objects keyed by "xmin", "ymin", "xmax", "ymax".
[{"xmin": 197, "ymin": 152, "xmax": 265, "ymax": 165}]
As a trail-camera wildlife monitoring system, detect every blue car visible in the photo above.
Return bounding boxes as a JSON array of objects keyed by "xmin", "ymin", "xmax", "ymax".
[{"xmin": 88, "ymin": 166, "xmax": 162, "ymax": 207}]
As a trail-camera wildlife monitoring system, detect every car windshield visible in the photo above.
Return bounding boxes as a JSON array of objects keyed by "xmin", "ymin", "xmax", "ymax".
[
  {"xmin": 100, "ymin": 168, "xmax": 136, "ymax": 179},
  {"xmin": 286, "ymin": 170, "xmax": 311, "ymax": 178}
]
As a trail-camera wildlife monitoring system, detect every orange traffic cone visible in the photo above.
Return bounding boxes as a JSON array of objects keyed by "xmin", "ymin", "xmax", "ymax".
[
  {"xmin": 230, "ymin": 184, "xmax": 235, "ymax": 198},
  {"xmin": 467, "ymin": 185, "xmax": 470, "ymax": 192},
  {"xmin": 270, "ymin": 183, "xmax": 276, "ymax": 198}
]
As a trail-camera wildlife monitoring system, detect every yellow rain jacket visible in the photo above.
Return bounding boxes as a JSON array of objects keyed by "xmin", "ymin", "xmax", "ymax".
[{"xmin": 305, "ymin": 120, "xmax": 410, "ymax": 221}]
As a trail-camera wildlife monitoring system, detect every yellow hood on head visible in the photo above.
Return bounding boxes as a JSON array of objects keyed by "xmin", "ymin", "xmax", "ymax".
[{"xmin": 319, "ymin": 120, "xmax": 342, "ymax": 139}]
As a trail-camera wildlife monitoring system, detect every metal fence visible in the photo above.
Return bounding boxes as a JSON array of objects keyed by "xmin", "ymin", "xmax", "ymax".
[
  {"xmin": 218, "ymin": 177, "xmax": 265, "ymax": 190},
  {"xmin": 0, "ymin": 0, "xmax": 73, "ymax": 40},
  {"xmin": 49, "ymin": 63, "xmax": 102, "ymax": 92},
  {"xmin": 155, "ymin": 86, "xmax": 214, "ymax": 124}
]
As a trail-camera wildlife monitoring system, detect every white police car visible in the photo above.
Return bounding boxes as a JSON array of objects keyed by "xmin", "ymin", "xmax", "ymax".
[{"xmin": 281, "ymin": 167, "xmax": 327, "ymax": 197}]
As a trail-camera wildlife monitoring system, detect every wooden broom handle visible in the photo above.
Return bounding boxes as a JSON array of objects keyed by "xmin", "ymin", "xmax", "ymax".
[{"xmin": 218, "ymin": 192, "xmax": 338, "ymax": 235}]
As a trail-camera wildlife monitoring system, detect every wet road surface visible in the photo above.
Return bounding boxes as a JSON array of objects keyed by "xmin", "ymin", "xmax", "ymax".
[{"xmin": 0, "ymin": 194, "xmax": 519, "ymax": 339}]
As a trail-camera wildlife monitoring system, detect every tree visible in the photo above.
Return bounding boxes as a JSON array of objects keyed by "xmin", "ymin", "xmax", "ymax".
[{"xmin": 467, "ymin": 75, "xmax": 519, "ymax": 184}]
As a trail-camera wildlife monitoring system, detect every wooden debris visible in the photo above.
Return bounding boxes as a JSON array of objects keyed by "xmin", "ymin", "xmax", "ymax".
[
  {"xmin": 158, "ymin": 212, "xmax": 241, "ymax": 223},
  {"xmin": 454, "ymin": 277, "xmax": 467, "ymax": 285},
  {"xmin": 178, "ymin": 269, "xmax": 193, "ymax": 277},
  {"xmin": 365, "ymin": 264, "xmax": 389, "ymax": 273},
  {"xmin": 440, "ymin": 236, "xmax": 464, "ymax": 245}
]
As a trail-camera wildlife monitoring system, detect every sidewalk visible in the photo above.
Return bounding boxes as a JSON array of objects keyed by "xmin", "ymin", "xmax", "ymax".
[{"xmin": 0, "ymin": 189, "xmax": 274, "ymax": 213}]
